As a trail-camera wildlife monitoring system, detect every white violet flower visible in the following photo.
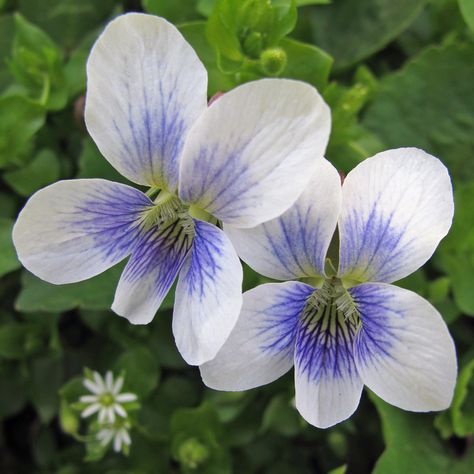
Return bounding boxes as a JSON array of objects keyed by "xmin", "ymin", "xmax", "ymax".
[
  {"xmin": 80, "ymin": 371, "xmax": 137, "ymax": 424},
  {"xmin": 201, "ymin": 149, "xmax": 457, "ymax": 428},
  {"xmin": 12, "ymin": 13, "xmax": 331, "ymax": 365}
]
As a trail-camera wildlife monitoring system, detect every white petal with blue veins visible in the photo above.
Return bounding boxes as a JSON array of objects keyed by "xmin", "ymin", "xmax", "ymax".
[
  {"xmin": 85, "ymin": 13, "xmax": 208, "ymax": 191},
  {"xmin": 112, "ymin": 218, "xmax": 193, "ymax": 324},
  {"xmin": 13, "ymin": 179, "xmax": 149, "ymax": 284},
  {"xmin": 338, "ymin": 148, "xmax": 454, "ymax": 283},
  {"xmin": 352, "ymin": 283, "xmax": 457, "ymax": 412},
  {"xmin": 200, "ymin": 281, "xmax": 313, "ymax": 390},
  {"xmin": 179, "ymin": 79, "xmax": 331, "ymax": 228},
  {"xmin": 294, "ymin": 288, "xmax": 364, "ymax": 428},
  {"xmin": 173, "ymin": 220, "xmax": 243, "ymax": 365},
  {"xmin": 224, "ymin": 158, "xmax": 341, "ymax": 280}
]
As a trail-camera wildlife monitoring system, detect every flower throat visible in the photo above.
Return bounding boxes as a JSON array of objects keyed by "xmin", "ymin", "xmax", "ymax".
[{"xmin": 303, "ymin": 277, "xmax": 361, "ymax": 336}]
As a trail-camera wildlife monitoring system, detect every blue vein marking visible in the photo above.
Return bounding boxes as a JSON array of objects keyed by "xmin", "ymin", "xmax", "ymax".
[
  {"xmin": 351, "ymin": 284, "xmax": 400, "ymax": 366},
  {"xmin": 68, "ymin": 184, "xmax": 150, "ymax": 263},
  {"xmin": 295, "ymin": 290, "xmax": 359, "ymax": 383},
  {"xmin": 181, "ymin": 221, "xmax": 224, "ymax": 301},
  {"xmin": 257, "ymin": 284, "xmax": 314, "ymax": 361}
]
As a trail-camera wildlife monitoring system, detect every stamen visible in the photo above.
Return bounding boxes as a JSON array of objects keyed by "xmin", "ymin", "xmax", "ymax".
[
  {"xmin": 303, "ymin": 277, "xmax": 361, "ymax": 335},
  {"xmin": 139, "ymin": 193, "xmax": 195, "ymax": 235}
]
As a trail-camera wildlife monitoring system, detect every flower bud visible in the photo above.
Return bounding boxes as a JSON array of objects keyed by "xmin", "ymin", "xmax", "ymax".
[
  {"xmin": 260, "ymin": 48, "xmax": 287, "ymax": 76},
  {"xmin": 177, "ymin": 437, "xmax": 210, "ymax": 469},
  {"xmin": 242, "ymin": 31, "xmax": 263, "ymax": 58}
]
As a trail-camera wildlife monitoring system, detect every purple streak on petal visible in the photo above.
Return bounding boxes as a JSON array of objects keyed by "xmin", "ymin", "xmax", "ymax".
[
  {"xmin": 179, "ymin": 142, "xmax": 260, "ymax": 219},
  {"xmin": 112, "ymin": 70, "xmax": 187, "ymax": 189},
  {"xmin": 339, "ymin": 202, "xmax": 415, "ymax": 282},
  {"xmin": 350, "ymin": 284, "xmax": 399, "ymax": 367},
  {"xmin": 121, "ymin": 219, "xmax": 193, "ymax": 298},
  {"xmin": 181, "ymin": 220, "xmax": 225, "ymax": 300},
  {"xmin": 262, "ymin": 208, "xmax": 328, "ymax": 278},
  {"xmin": 295, "ymin": 294, "xmax": 359, "ymax": 384},
  {"xmin": 65, "ymin": 183, "xmax": 151, "ymax": 264},
  {"xmin": 257, "ymin": 283, "xmax": 314, "ymax": 360}
]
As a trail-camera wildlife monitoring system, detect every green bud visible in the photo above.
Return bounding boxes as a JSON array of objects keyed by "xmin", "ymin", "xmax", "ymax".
[
  {"xmin": 60, "ymin": 400, "xmax": 79, "ymax": 435},
  {"xmin": 260, "ymin": 48, "xmax": 287, "ymax": 76},
  {"xmin": 177, "ymin": 437, "xmax": 210, "ymax": 469},
  {"xmin": 239, "ymin": 0, "xmax": 273, "ymax": 32},
  {"xmin": 242, "ymin": 31, "xmax": 264, "ymax": 58}
]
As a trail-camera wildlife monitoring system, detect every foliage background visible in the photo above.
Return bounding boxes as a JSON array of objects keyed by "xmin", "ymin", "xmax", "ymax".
[{"xmin": 0, "ymin": 0, "xmax": 473, "ymax": 472}]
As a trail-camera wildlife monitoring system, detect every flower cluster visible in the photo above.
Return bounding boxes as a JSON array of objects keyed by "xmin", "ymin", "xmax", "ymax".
[
  {"xmin": 79, "ymin": 371, "xmax": 137, "ymax": 454},
  {"xmin": 13, "ymin": 12, "xmax": 457, "ymax": 430}
]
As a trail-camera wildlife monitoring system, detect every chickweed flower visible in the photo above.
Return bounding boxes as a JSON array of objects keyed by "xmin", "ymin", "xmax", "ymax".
[
  {"xmin": 97, "ymin": 419, "xmax": 132, "ymax": 454},
  {"xmin": 201, "ymin": 149, "xmax": 457, "ymax": 428},
  {"xmin": 80, "ymin": 371, "xmax": 137, "ymax": 424},
  {"xmin": 12, "ymin": 13, "xmax": 330, "ymax": 365}
]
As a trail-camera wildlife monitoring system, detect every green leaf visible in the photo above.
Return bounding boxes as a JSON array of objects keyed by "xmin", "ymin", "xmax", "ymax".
[
  {"xmin": 29, "ymin": 354, "xmax": 62, "ymax": 423},
  {"xmin": 296, "ymin": 0, "xmax": 330, "ymax": 5},
  {"xmin": 3, "ymin": 148, "xmax": 60, "ymax": 196},
  {"xmin": 18, "ymin": 0, "xmax": 115, "ymax": 51},
  {"xmin": 206, "ymin": 0, "xmax": 244, "ymax": 66},
  {"xmin": 437, "ymin": 182, "xmax": 474, "ymax": 315},
  {"xmin": 260, "ymin": 394, "xmax": 302, "ymax": 436},
  {"xmin": 0, "ymin": 217, "xmax": 20, "ymax": 278},
  {"xmin": 309, "ymin": 0, "xmax": 427, "ymax": 71},
  {"xmin": 364, "ymin": 42, "xmax": 474, "ymax": 183},
  {"xmin": 171, "ymin": 403, "xmax": 231, "ymax": 474},
  {"xmin": 0, "ymin": 362, "xmax": 28, "ymax": 418},
  {"xmin": 371, "ymin": 393, "xmax": 474, "ymax": 473},
  {"xmin": 114, "ymin": 347, "xmax": 160, "ymax": 399},
  {"xmin": 0, "ymin": 95, "xmax": 45, "ymax": 168},
  {"xmin": 9, "ymin": 14, "xmax": 68, "ymax": 110},
  {"xmin": 0, "ymin": 14, "xmax": 15, "ymax": 91},
  {"xmin": 178, "ymin": 21, "xmax": 235, "ymax": 96},
  {"xmin": 449, "ymin": 357, "xmax": 474, "ymax": 437},
  {"xmin": 0, "ymin": 323, "xmax": 28, "ymax": 359},
  {"xmin": 0, "ymin": 191, "xmax": 17, "ymax": 218},
  {"xmin": 324, "ymin": 69, "xmax": 384, "ymax": 171},
  {"xmin": 142, "ymin": 0, "xmax": 200, "ymax": 23},
  {"xmin": 278, "ymin": 37, "xmax": 332, "ymax": 89},
  {"xmin": 76, "ymin": 137, "xmax": 128, "ymax": 183},
  {"xmin": 327, "ymin": 466, "xmax": 347, "ymax": 474},
  {"xmin": 15, "ymin": 264, "xmax": 124, "ymax": 313},
  {"xmin": 459, "ymin": 0, "xmax": 474, "ymax": 32},
  {"xmin": 197, "ymin": 0, "xmax": 216, "ymax": 17},
  {"xmin": 207, "ymin": 0, "xmax": 297, "ymax": 71},
  {"xmin": 64, "ymin": 29, "xmax": 97, "ymax": 99}
]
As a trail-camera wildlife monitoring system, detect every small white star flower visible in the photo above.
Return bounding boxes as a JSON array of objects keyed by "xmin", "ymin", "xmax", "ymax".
[
  {"xmin": 97, "ymin": 419, "xmax": 132, "ymax": 453},
  {"xmin": 80, "ymin": 371, "xmax": 137, "ymax": 424}
]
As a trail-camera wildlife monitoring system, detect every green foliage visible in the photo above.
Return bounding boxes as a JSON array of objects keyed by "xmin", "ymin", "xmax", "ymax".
[
  {"xmin": 364, "ymin": 41, "xmax": 474, "ymax": 183},
  {"xmin": 18, "ymin": 0, "xmax": 115, "ymax": 50},
  {"xmin": 309, "ymin": 0, "xmax": 427, "ymax": 71},
  {"xmin": 3, "ymin": 148, "xmax": 60, "ymax": 196},
  {"xmin": 204, "ymin": 0, "xmax": 332, "ymax": 88},
  {"xmin": 8, "ymin": 14, "xmax": 68, "ymax": 110},
  {"xmin": 0, "ymin": 217, "xmax": 20, "ymax": 277},
  {"xmin": 114, "ymin": 348, "xmax": 160, "ymax": 398},
  {"xmin": 371, "ymin": 393, "xmax": 474, "ymax": 473},
  {"xmin": 459, "ymin": 0, "xmax": 474, "ymax": 32},
  {"xmin": 16, "ymin": 265, "xmax": 124, "ymax": 313},
  {"xmin": 437, "ymin": 182, "xmax": 474, "ymax": 315},
  {"xmin": 171, "ymin": 403, "xmax": 231, "ymax": 473},
  {"xmin": 0, "ymin": 95, "xmax": 45, "ymax": 167},
  {"xmin": 178, "ymin": 21, "xmax": 235, "ymax": 96}
]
